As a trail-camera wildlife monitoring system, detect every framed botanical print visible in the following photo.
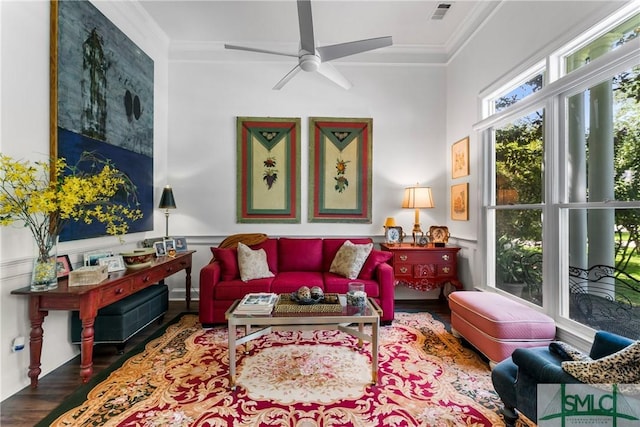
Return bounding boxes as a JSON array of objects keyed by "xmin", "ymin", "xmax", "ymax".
[
  {"xmin": 451, "ymin": 137, "xmax": 470, "ymax": 179},
  {"xmin": 236, "ymin": 117, "xmax": 301, "ymax": 223},
  {"xmin": 451, "ymin": 183, "xmax": 469, "ymax": 221},
  {"xmin": 308, "ymin": 117, "xmax": 372, "ymax": 223}
]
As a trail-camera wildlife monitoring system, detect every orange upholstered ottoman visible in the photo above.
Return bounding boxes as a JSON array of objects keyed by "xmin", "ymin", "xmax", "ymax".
[{"xmin": 448, "ymin": 291, "xmax": 556, "ymax": 366}]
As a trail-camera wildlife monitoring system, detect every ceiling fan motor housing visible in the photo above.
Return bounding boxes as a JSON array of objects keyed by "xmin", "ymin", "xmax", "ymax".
[{"xmin": 299, "ymin": 54, "xmax": 320, "ymax": 72}]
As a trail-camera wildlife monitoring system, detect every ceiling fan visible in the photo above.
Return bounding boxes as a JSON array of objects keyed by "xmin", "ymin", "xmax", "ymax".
[{"xmin": 225, "ymin": 0, "xmax": 393, "ymax": 90}]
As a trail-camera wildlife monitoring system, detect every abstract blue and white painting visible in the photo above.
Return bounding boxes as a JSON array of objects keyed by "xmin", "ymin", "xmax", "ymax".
[{"xmin": 55, "ymin": 0, "xmax": 154, "ymax": 241}]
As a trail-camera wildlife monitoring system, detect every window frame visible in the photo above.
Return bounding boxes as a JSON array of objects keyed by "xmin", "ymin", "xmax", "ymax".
[{"xmin": 475, "ymin": 5, "xmax": 640, "ymax": 339}]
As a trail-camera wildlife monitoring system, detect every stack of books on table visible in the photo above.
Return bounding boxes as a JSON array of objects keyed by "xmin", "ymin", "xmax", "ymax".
[{"xmin": 234, "ymin": 293, "xmax": 279, "ymax": 314}]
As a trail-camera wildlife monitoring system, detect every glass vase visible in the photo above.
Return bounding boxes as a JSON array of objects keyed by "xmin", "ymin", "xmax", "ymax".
[{"xmin": 31, "ymin": 234, "xmax": 58, "ymax": 291}]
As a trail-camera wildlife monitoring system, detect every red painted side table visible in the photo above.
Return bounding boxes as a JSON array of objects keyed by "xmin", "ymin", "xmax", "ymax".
[{"xmin": 380, "ymin": 243, "xmax": 462, "ymax": 294}]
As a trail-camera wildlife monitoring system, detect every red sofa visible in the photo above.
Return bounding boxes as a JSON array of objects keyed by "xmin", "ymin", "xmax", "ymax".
[{"xmin": 199, "ymin": 237, "xmax": 395, "ymax": 326}]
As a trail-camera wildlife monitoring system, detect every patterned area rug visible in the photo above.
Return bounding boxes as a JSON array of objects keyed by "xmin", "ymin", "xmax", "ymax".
[{"xmin": 41, "ymin": 313, "xmax": 535, "ymax": 426}]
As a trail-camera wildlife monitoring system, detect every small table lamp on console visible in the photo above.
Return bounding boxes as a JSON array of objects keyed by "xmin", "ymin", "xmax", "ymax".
[
  {"xmin": 159, "ymin": 185, "xmax": 177, "ymax": 238},
  {"xmin": 402, "ymin": 185, "xmax": 434, "ymax": 246}
]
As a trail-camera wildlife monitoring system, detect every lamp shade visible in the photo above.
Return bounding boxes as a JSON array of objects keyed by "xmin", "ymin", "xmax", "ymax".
[
  {"xmin": 158, "ymin": 185, "xmax": 177, "ymax": 209},
  {"xmin": 402, "ymin": 186, "xmax": 434, "ymax": 209}
]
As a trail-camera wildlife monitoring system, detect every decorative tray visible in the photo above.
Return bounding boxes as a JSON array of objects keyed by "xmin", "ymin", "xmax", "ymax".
[
  {"xmin": 275, "ymin": 293, "xmax": 342, "ymax": 313},
  {"xmin": 289, "ymin": 293, "xmax": 324, "ymax": 305},
  {"xmin": 288, "ymin": 293, "xmax": 340, "ymax": 305}
]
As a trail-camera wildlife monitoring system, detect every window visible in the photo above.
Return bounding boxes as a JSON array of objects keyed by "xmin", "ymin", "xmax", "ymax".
[
  {"xmin": 493, "ymin": 109, "xmax": 545, "ymax": 305},
  {"xmin": 560, "ymin": 67, "xmax": 640, "ymax": 338},
  {"xmin": 478, "ymin": 6, "xmax": 640, "ymax": 339},
  {"xmin": 564, "ymin": 13, "xmax": 640, "ymax": 74}
]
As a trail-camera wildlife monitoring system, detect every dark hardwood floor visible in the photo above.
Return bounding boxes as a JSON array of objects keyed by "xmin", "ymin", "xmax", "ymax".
[{"xmin": 0, "ymin": 299, "xmax": 450, "ymax": 426}]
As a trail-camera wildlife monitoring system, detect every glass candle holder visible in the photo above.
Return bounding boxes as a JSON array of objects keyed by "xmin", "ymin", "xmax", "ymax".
[{"xmin": 346, "ymin": 282, "xmax": 367, "ymax": 308}]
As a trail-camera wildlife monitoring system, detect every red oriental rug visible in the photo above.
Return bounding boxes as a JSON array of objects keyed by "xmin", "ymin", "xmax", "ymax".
[{"xmin": 42, "ymin": 313, "xmax": 535, "ymax": 426}]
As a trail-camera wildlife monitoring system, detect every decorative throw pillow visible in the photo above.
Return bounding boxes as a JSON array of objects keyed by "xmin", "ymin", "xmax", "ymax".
[
  {"xmin": 329, "ymin": 240, "xmax": 374, "ymax": 280},
  {"xmin": 210, "ymin": 247, "xmax": 239, "ymax": 281},
  {"xmin": 561, "ymin": 341, "xmax": 640, "ymax": 383},
  {"xmin": 237, "ymin": 242, "xmax": 274, "ymax": 282},
  {"xmin": 358, "ymin": 250, "xmax": 393, "ymax": 280},
  {"xmin": 549, "ymin": 341, "xmax": 593, "ymax": 362}
]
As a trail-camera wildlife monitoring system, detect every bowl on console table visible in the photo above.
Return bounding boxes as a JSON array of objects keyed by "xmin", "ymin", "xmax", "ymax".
[{"xmin": 120, "ymin": 248, "xmax": 156, "ymax": 270}]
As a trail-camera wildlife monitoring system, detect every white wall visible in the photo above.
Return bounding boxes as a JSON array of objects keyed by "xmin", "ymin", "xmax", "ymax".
[
  {"xmin": 0, "ymin": 0, "xmax": 169, "ymax": 400},
  {"xmin": 167, "ymin": 59, "xmax": 450, "ymax": 301},
  {"xmin": 445, "ymin": 0, "xmax": 624, "ymax": 290},
  {"xmin": 167, "ymin": 61, "xmax": 448, "ymax": 237}
]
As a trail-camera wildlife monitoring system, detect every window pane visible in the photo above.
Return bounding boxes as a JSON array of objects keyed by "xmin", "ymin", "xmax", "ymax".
[
  {"xmin": 495, "ymin": 209, "xmax": 543, "ymax": 305},
  {"xmin": 566, "ymin": 13, "xmax": 640, "ymax": 73},
  {"xmin": 495, "ymin": 109, "xmax": 544, "ymax": 205},
  {"xmin": 565, "ymin": 208, "xmax": 640, "ymax": 340},
  {"xmin": 494, "ymin": 74, "xmax": 544, "ymax": 113},
  {"xmin": 567, "ymin": 67, "xmax": 640, "ymax": 203}
]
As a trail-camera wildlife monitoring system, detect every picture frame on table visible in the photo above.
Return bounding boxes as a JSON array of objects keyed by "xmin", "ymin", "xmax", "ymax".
[
  {"xmin": 174, "ymin": 236, "xmax": 188, "ymax": 252},
  {"xmin": 164, "ymin": 239, "xmax": 175, "ymax": 251},
  {"xmin": 427, "ymin": 226, "xmax": 450, "ymax": 247},
  {"xmin": 84, "ymin": 250, "xmax": 114, "ymax": 266},
  {"xmin": 164, "ymin": 239, "xmax": 176, "ymax": 257},
  {"xmin": 154, "ymin": 241, "xmax": 167, "ymax": 257},
  {"xmin": 98, "ymin": 255, "xmax": 126, "ymax": 273},
  {"xmin": 384, "ymin": 226, "xmax": 404, "ymax": 245},
  {"xmin": 56, "ymin": 255, "xmax": 73, "ymax": 278}
]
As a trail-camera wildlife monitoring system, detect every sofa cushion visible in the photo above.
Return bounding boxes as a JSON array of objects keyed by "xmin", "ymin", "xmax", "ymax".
[
  {"xmin": 237, "ymin": 242, "xmax": 275, "ymax": 282},
  {"xmin": 252, "ymin": 238, "xmax": 279, "ymax": 274},
  {"xmin": 214, "ymin": 278, "xmax": 272, "ymax": 300},
  {"xmin": 562, "ymin": 341, "xmax": 640, "ymax": 383},
  {"xmin": 278, "ymin": 238, "xmax": 323, "ymax": 272},
  {"xmin": 210, "ymin": 247, "xmax": 239, "ymax": 281},
  {"xmin": 271, "ymin": 271, "xmax": 324, "ymax": 293},
  {"xmin": 324, "ymin": 273, "xmax": 379, "ymax": 297},
  {"xmin": 322, "ymin": 238, "xmax": 372, "ymax": 272},
  {"xmin": 329, "ymin": 240, "xmax": 373, "ymax": 279},
  {"xmin": 358, "ymin": 249, "xmax": 393, "ymax": 280}
]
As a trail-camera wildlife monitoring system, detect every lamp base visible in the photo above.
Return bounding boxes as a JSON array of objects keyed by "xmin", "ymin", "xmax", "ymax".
[
  {"xmin": 411, "ymin": 223, "xmax": 424, "ymax": 246},
  {"xmin": 164, "ymin": 210, "xmax": 171, "ymax": 239}
]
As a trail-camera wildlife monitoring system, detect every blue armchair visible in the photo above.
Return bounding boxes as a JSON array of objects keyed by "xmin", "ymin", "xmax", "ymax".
[{"xmin": 491, "ymin": 331, "xmax": 635, "ymax": 426}]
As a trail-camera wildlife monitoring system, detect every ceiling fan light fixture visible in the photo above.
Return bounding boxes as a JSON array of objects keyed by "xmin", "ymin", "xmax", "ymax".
[
  {"xmin": 224, "ymin": 0, "xmax": 392, "ymax": 89},
  {"xmin": 299, "ymin": 54, "xmax": 320, "ymax": 72}
]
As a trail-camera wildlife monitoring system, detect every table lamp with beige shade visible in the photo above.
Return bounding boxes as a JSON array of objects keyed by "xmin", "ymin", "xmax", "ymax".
[{"xmin": 402, "ymin": 185, "xmax": 434, "ymax": 246}]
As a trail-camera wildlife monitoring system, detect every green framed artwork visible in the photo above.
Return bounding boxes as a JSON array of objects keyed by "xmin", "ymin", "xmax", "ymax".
[
  {"xmin": 309, "ymin": 117, "xmax": 372, "ymax": 223},
  {"xmin": 237, "ymin": 117, "xmax": 301, "ymax": 223}
]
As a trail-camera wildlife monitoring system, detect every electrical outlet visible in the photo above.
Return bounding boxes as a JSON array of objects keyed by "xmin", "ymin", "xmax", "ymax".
[{"xmin": 12, "ymin": 336, "xmax": 25, "ymax": 352}]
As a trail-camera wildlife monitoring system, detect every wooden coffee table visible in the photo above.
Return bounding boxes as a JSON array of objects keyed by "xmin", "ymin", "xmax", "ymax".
[{"xmin": 225, "ymin": 295, "xmax": 381, "ymax": 390}]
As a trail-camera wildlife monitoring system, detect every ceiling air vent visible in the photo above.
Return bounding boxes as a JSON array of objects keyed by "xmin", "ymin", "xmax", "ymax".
[{"xmin": 431, "ymin": 3, "xmax": 452, "ymax": 20}]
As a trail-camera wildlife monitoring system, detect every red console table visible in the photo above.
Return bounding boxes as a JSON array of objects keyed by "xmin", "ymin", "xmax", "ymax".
[
  {"xmin": 380, "ymin": 243, "xmax": 462, "ymax": 293},
  {"xmin": 11, "ymin": 250, "xmax": 195, "ymax": 387}
]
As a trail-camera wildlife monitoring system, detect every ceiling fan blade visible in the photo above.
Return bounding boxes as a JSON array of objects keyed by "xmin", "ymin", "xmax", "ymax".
[
  {"xmin": 225, "ymin": 44, "xmax": 298, "ymax": 58},
  {"xmin": 297, "ymin": 0, "xmax": 315, "ymax": 55},
  {"xmin": 317, "ymin": 36, "xmax": 393, "ymax": 62},
  {"xmin": 273, "ymin": 64, "xmax": 302, "ymax": 90},
  {"xmin": 316, "ymin": 62, "xmax": 352, "ymax": 90}
]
